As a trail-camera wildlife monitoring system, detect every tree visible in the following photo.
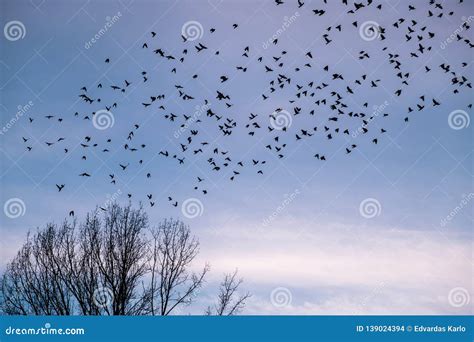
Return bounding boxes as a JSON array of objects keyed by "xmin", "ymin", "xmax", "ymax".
[
  {"xmin": 206, "ymin": 270, "xmax": 251, "ymax": 316},
  {"xmin": 147, "ymin": 219, "xmax": 209, "ymax": 315},
  {"xmin": 0, "ymin": 203, "xmax": 248, "ymax": 315}
]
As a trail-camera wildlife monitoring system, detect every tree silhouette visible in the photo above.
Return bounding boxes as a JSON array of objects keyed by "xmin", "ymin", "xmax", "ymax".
[
  {"xmin": 147, "ymin": 219, "xmax": 209, "ymax": 315},
  {"xmin": 206, "ymin": 269, "xmax": 251, "ymax": 316},
  {"xmin": 0, "ymin": 203, "xmax": 249, "ymax": 315}
]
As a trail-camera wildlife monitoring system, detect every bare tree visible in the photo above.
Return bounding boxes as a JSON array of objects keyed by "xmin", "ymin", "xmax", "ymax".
[
  {"xmin": 93, "ymin": 205, "xmax": 149, "ymax": 315},
  {"xmin": 147, "ymin": 219, "xmax": 209, "ymax": 315},
  {"xmin": 206, "ymin": 270, "xmax": 251, "ymax": 316},
  {"xmin": 0, "ymin": 224, "xmax": 75, "ymax": 315},
  {"xmin": 0, "ymin": 203, "xmax": 248, "ymax": 316}
]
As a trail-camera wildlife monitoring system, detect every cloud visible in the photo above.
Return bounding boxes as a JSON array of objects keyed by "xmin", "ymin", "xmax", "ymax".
[{"xmin": 195, "ymin": 216, "xmax": 472, "ymax": 314}]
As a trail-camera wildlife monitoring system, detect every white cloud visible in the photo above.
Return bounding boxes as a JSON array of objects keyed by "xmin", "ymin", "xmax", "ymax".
[
  {"xmin": 2, "ymin": 213, "xmax": 471, "ymax": 314},
  {"xmin": 195, "ymin": 216, "xmax": 473, "ymax": 314}
]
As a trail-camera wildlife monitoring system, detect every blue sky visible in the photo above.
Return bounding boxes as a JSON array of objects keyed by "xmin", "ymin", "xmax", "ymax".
[{"xmin": 0, "ymin": 0, "xmax": 472, "ymax": 314}]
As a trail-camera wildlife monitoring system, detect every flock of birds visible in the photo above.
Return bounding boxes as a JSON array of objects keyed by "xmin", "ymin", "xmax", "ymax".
[{"xmin": 19, "ymin": 0, "xmax": 472, "ymax": 215}]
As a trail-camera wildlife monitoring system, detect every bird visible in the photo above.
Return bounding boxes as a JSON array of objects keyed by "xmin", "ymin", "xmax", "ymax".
[{"xmin": 23, "ymin": 0, "xmax": 469, "ymax": 220}]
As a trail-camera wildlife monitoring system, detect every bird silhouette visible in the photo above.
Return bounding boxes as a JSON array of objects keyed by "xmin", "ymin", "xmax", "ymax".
[{"xmin": 22, "ymin": 1, "xmax": 471, "ymax": 217}]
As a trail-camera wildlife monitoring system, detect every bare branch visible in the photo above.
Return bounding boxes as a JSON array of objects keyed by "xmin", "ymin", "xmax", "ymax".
[{"xmin": 207, "ymin": 269, "xmax": 251, "ymax": 316}]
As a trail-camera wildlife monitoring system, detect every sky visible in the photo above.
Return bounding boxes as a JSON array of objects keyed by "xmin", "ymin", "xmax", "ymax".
[{"xmin": 0, "ymin": 0, "xmax": 473, "ymax": 315}]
